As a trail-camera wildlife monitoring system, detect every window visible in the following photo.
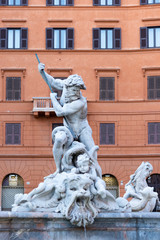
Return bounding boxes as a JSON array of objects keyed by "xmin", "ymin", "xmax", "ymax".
[
  {"xmin": 0, "ymin": 28, "xmax": 28, "ymax": 49},
  {"xmin": 2, "ymin": 174, "xmax": 24, "ymax": 211},
  {"xmin": 100, "ymin": 77, "xmax": 115, "ymax": 100},
  {"xmin": 148, "ymin": 122, "xmax": 160, "ymax": 144},
  {"xmin": 93, "ymin": 28, "xmax": 121, "ymax": 49},
  {"xmin": 100, "ymin": 123, "xmax": 115, "ymax": 145},
  {"xmin": 8, "ymin": 29, "xmax": 21, "ymax": 49},
  {"xmin": 102, "ymin": 174, "xmax": 119, "ymax": 198},
  {"xmin": 46, "ymin": 0, "xmax": 74, "ymax": 6},
  {"xmin": 6, "ymin": 77, "xmax": 21, "ymax": 101},
  {"xmin": 140, "ymin": 0, "xmax": 160, "ymax": 5},
  {"xmin": 140, "ymin": 27, "xmax": 160, "ymax": 48},
  {"xmin": 5, "ymin": 123, "xmax": 21, "ymax": 145},
  {"xmin": 0, "ymin": 0, "xmax": 28, "ymax": 5},
  {"xmin": 147, "ymin": 174, "xmax": 160, "ymax": 209},
  {"xmin": 148, "ymin": 76, "xmax": 160, "ymax": 100},
  {"xmin": 93, "ymin": 0, "xmax": 120, "ymax": 6},
  {"xmin": 46, "ymin": 28, "xmax": 74, "ymax": 49}
]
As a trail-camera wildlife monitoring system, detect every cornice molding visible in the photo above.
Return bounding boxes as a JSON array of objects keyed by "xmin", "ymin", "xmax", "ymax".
[
  {"xmin": 142, "ymin": 66, "xmax": 160, "ymax": 77},
  {"xmin": 1, "ymin": 19, "xmax": 27, "ymax": 23},
  {"xmin": 94, "ymin": 67, "xmax": 120, "ymax": 78}
]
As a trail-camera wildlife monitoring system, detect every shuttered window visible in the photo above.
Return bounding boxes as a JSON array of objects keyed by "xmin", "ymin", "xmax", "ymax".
[
  {"xmin": 148, "ymin": 122, "xmax": 160, "ymax": 144},
  {"xmin": 0, "ymin": 0, "xmax": 28, "ymax": 5},
  {"xmin": 46, "ymin": 28, "xmax": 74, "ymax": 49},
  {"xmin": 140, "ymin": 27, "xmax": 160, "ymax": 48},
  {"xmin": 140, "ymin": 0, "xmax": 160, "ymax": 4},
  {"xmin": 5, "ymin": 123, "xmax": 21, "ymax": 145},
  {"xmin": 93, "ymin": 0, "xmax": 121, "ymax": 5},
  {"xmin": 148, "ymin": 76, "xmax": 160, "ymax": 100},
  {"xmin": 93, "ymin": 28, "xmax": 121, "ymax": 49},
  {"xmin": 100, "ymin": 77, "xmax": 115, "ymax": 100},
  {"xmin": 46, "ymin": 0, "xmax": 74, "ymax": 5},
  {"xmin": 0, "ymin": 28, "xmax": 28, "ymax": 49},
  {"xmin": 100, "ymin": 123, "xmax": 115, "ymax": 145},
  {"xmin": 6, "ymin": 77, "xmax": 21, "ymax": 101}
]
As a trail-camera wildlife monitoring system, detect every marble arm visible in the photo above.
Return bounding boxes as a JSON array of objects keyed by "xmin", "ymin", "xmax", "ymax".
[
  {"xmin": 38, "ymin": 63, "xmax": 64, "ymax": 90},
  {"xmin": 50, "ymin": 93, "xmax": 84, "ymax": 117}
]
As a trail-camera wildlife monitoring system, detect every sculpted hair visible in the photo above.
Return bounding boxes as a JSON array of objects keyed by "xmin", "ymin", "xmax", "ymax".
[{"xmin": 65, "ymin": 74, "xmax": 86, "ymax": 90}]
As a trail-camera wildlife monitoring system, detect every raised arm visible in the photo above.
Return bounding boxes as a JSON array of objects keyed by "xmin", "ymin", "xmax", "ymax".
[
  {"xmin": 38, "ymin": 63, "xmax": 65, "ymax": 90},
  {"xmin": 50, "ymin": 93, "xmax": 85, "ymax": 117}
]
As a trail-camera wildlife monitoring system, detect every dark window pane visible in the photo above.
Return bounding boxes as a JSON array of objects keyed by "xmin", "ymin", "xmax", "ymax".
[
  {"xmin": 47, "ymin": 40, "xmax": 52, "ymax": 48},
  {"xmin": 6, "ymin": 136, "xmax": 12, "ymax": 144},
  {"xmin": 47, "ymin": 29, "xmax": 52, "ymax": 38},
  {"xmin": 100, "ymin": 77, "xmax": 107, "ymax": 89},
  {"xmin": 46, "ymin": 0, "xmax": 53, "ymax": 5},
  {"xmin": 14, "ymin": 78, "xmax": 21, "ymax": 90},
  {"xmin": 148, "ymin": 90, "xmax": 154, "ymax": 99},
  {"xmin": 108, "ymin": 78, "xmax": 114, "ymax": 90},
  {"xmin": 148, "ymin": 123, "xmax": 156, "ymax": 134},
  {"xmin": 6, "ymin": 123, "xmax": 21, "ymax": 145},
  {"xmin": 148, "ymin": 122, "xmax": 160, "ymax": 144},
  {"xmin": 148, "ymin": 77, "xmax": 154, "ymax": 89},
  {"xmin": 100, "ymin": 91, "xmax": 107, "ymax": 100},
  {"xmin": 141, "ymin": 28, "xmax": 147, "ymax": 38},
  {"xmin": 148, "ymin": 76, "xmax": 160, "ymax": 100},
  {"xmin": 22, "ymin": 29, "xmax": 27, "ymax": 38},
  {"xmin": 6, "ymin": 124, "xmax": 12, "ymax": 134},
  {"xmin": 6, "ymin": 77, "xmax": 21, "ymax": 101},
  {"xmin": 149, "ymin": 135, "xmax": 155, "ymax": 144},
  {"xmin": 1, "ymin": 0, "xmax": 7, "ymax": 4},
  {"xmin": 94, "ymin": 30, "xmax": 99, "ymax": 39},
  {"xmin": 108, "ymin": 91, "xmax": 114, "ymax": 100},
  {"xmin": 157, "ymin": 90, "xmax": 160, "ymax": 98},
  {"xmin": 52, "ymin": 123, "xmax": 63, "ymax": 130},
  {"xmin": 157, "ymin": 124, "xmax": 160, "ymax": 133},
  {"xmin": 100, "ymin": 123, "xmax": 115, "ymax": 145},
  {"xmin": 156, "ymin": 78, "xmax": 160, "ymax": 88},
  {"xmin": 14, "ymin": 92, "xmax": 21, "ymax": 100},
  {"xmin": 100, "ymin": 77, "xmax": 115, "ymax": 101},
  {"xmin": 1, "ymin": 29, "xmax": 6, "ymax": 38},
  {"xmin": 109, "ymin": 136, "xmax": 114, "ymax": 144},
  {"xmin": 6, "ymin": 78, "xmax": 13, "ymax": 90},
  {"xmin": 14, "ymin": 124, "xmax": 20, "ymax": 134}
]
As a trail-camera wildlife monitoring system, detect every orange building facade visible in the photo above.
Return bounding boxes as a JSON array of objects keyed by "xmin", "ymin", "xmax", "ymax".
[{"xmin": 1, "ymin": 0, "xmax": 160, "ymax": 209}]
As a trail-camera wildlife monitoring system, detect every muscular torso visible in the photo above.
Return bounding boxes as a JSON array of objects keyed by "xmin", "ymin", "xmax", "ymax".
[{"xmin": 62, "ymin": 95, "xmax": 89, "ymax": 138}]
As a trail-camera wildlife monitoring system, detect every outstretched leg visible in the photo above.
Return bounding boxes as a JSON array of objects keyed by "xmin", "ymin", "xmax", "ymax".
[{"xmin": 53, "ymin": 130, "xmax": 68, "ymax": 174}]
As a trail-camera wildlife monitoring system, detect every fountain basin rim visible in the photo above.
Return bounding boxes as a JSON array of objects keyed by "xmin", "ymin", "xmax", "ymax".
[{"xmin": 0, "ymin": 211, "xmax": 160, "ymax": 220}]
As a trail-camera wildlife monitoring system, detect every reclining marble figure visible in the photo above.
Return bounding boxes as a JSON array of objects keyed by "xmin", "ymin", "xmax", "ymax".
[{"xmin": 12, "ymin": 63, "xmax": 131, "ymax": 226}]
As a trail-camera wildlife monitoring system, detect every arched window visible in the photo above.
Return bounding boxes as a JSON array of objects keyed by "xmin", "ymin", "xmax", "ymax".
[
  {"xmin": 147, "ymin": 174, "xmax": 160, "ymax": 199},
  {"xmin": 2, "ymin": 174, "xmax": 24, "ymax": 211},
  {"xmin": 102, "ymin": 174, "xmax": 119, "ymax": 198}
]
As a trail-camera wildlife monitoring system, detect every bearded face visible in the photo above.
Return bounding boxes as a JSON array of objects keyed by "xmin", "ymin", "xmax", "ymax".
[{"xmin": 64, "ymin": 86, "xmax": 81, "ymax": 103}]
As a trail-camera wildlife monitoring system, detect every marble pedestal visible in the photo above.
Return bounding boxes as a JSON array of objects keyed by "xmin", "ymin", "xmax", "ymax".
[{"xmin": 0, "ymin": 211, "xmax": 160, "ymax": 240}]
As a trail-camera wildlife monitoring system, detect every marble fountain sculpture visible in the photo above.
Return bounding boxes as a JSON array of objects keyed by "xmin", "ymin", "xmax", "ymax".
[
  {"xmin": 12, "ymin": 60, "xmax": 158, "ymax": 227},
  {"xmin": 123, "ymin": 162, "xmax": 158, "ymax": 212}
]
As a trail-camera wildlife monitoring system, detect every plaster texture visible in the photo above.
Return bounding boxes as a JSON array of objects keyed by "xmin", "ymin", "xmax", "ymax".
[{"xmin": 0, "ymin": 212, "xmax": 160, "ymax": 240}]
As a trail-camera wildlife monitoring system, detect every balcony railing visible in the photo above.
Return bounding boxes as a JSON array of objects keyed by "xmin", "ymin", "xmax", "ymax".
[{"xmin": 32, "ymin": 97, "xmax": 54, "ymax": 113}]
